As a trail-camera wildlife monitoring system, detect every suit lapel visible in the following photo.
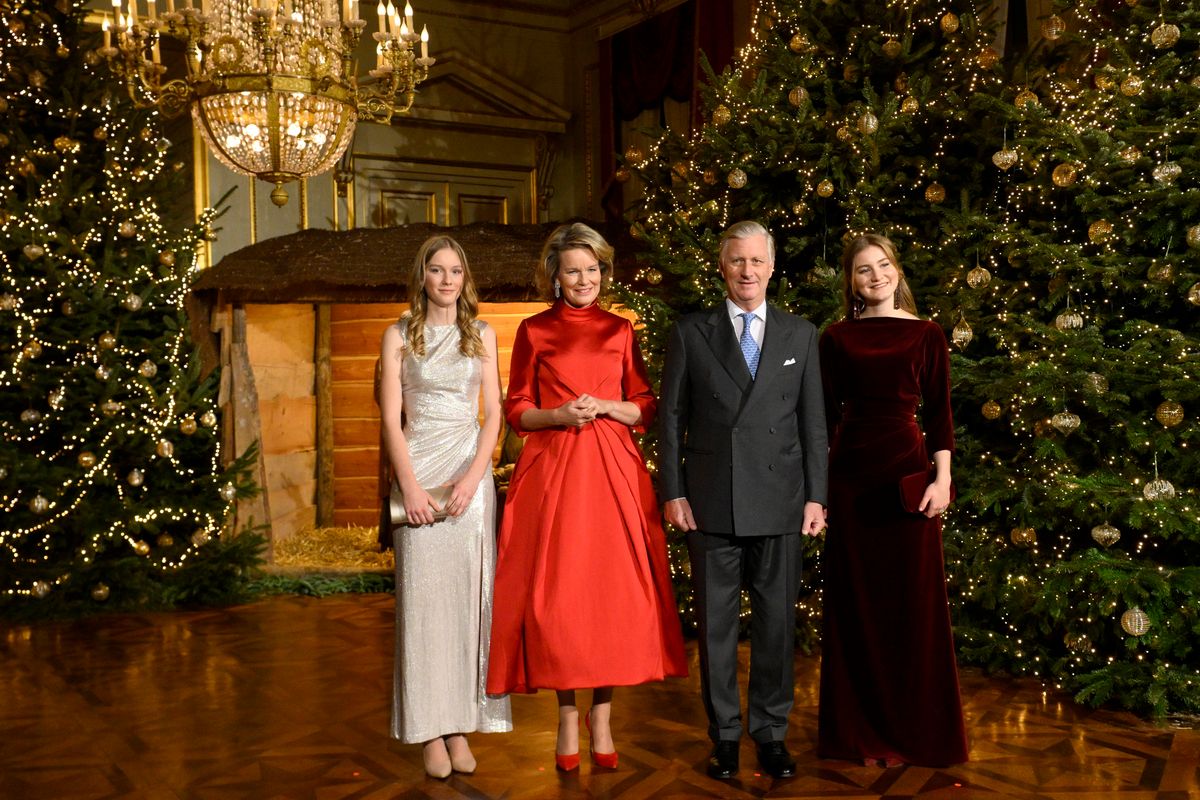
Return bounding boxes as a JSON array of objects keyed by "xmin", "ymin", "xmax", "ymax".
[
  {"xmin": 702, "ymin": 307, "xmax": 752, "ymax": 392},
  {"xmin": 749, "ymin": 305, "xmax": 796, "ymax": 395}
]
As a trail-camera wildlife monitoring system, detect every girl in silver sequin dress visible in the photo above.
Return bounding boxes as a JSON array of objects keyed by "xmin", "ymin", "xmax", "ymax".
[{"xmin": 379, "ymin": 235, "xmax": 511, "ymax": 779}]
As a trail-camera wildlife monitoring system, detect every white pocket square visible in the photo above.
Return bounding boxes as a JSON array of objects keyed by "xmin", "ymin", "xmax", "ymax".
[{"xmin": 783, "ymin": 357, "xmax": 796, "ymax": 366}]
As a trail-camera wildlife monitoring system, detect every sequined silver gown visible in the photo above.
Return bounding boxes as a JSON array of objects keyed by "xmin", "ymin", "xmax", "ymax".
[{"xmin": 390, "ymin": 320, "xmax": 511, "ymax": 743}]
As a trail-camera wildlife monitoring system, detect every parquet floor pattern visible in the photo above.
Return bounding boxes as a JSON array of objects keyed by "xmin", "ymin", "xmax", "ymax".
[{"xmin": 1, "ymin": 594, "xmax": 1196, "ymax": 799}]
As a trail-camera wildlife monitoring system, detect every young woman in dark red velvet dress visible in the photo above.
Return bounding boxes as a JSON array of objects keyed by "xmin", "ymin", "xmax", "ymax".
[
  {"xmin": 817, "ymin": 234, "xmax": 968, "ymax": 767},
  {"xmin": 487, "ymin": 223, "xmax": 687, "ymax": 772}
]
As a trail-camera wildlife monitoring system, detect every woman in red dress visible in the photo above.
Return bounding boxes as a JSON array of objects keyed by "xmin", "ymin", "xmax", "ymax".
[
  {"xmin": 817, "ymin": 233, "xmax": 969, "ymax": 767},
  {"xmin": 487, "ymin": 223, "xmax": 687, "ymax": 771}
]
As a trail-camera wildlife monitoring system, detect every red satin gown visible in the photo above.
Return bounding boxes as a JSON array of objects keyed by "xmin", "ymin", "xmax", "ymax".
[
  {"xmin": 817, "ymin": 317, "xmax": 968, "ymax": 766},
  {"xmin": 486, "ymin": 301, "xmax": 687, "ymax": 694}
]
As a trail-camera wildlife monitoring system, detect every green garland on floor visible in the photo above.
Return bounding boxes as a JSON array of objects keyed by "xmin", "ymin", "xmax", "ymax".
[{"xmin": 247, "ymin": 573, "xmax": 395, "ymax": 598}]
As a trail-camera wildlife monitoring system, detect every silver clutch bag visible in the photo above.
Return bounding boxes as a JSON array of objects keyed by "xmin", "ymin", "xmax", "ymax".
[{"xmin": 389, "ymin": 482, "xmax": 454, "ymax": 526}]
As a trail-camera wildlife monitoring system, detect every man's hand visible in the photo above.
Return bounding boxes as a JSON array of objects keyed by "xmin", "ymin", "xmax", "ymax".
[
  {"xmin": 663, "ymin": 497, "xmax": 698, "ymax": 531},
  {"xmin": 801, "ymin": 501, "xmax": 825, "ymax": 537}
]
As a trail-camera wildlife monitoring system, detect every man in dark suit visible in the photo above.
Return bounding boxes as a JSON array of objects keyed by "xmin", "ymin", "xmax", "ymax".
[{"xmin": 659, "ymin": 220, "xmax": 827, "ymax": 780}]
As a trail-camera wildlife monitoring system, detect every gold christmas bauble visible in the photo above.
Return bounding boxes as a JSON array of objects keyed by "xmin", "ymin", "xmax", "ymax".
[
  {"xmin": 1150, "ymin": 22, "xmax": 1180, "ymax": 49},
  {"xmin": 132, "ymin": 540, "xmax": 151, "ymax": 556},
  {"xmin": 613, "ymin": 166, "xmax": 631, "ymax": 183},
  {"xmin": 843, "ymin": 63, "xmax": 861, "ymax": 82},
  {"xmin": 200, "ymin": 410, "xmax": 218, "ymax": 428},
  {"xmin": 727, "ymin": 168, "xmax": 748, "ymax": 189},
  {"xmin": 816, "ymin": 179, "xmax": 834, "ymax": 198},
  {"xmin": 1087, "ymin": 219, "xmax": 1113, "ymax": 243},
  {"xmin": 967, "ymin": 265, "xmax": 992, "ymax": 288},
  {"xmin": 61, "ymin": 300, "xmax": 75, "ymax": 316},
  {"xmin": 981, "ymin": 400, "xmax": 1003, "ymax": 420},
  {"xmin": 140, "ymin": 127, "xmax": 154, "ymax": 142},
  {"xmin": 156, "ymin": 439, "xmax": 175, "ymax": 458},
  {"xmin": 1094, "ymin": 72, "xmax": 1116, "ymax": 91},
  {"xmin": 792, "ymin": 201, "xmax": 808, "ymax": 217},
  {"xmin": 31, "ymin": 581, "xmax": 51, "ymax": 599},
  {"xmin": 894, "ymin": 72, "xmax": 909, "ymax": 93},
  {"xmin": 1143, "ymin": 476, "xmax": 1176, "ymax": 500},
  {"xmin": 1120, "ymin": 607, "xmax": 1150, "ymax": 636},
  {"xmin": 93, "ymin": 126, "xmax": 108, "ymax": 141},
  {"xmin": 857, "ymin": 111, "xmax": 879, "ymax": 135},
  {"xmin": 1009, "ymin": 526, "xmax": 1036, "ymax": 547},
  {"xmin": 1064, "ymin": 631, "xmax": 1090, "ymax": 652},
  {"xmin": 158, "ymin": 250, "xmax": 176, "ymax": 266},
  {"xmin": 156, "ymin": 534, "xmax": 175, "ymax": 549},
  {"xmin": 192, "ymin": 529, "xmax": 212, "ymax": 546},
  {"xmin": 1052, "ymin": 163, "xmax": 1078, "ymax": 187},
  {"xmin": 644, "ymin": 268, "xmax": 663, "ymax": 286},
  {"xmin": 23, "ymin": 243, "xmax": 45, "ymax": 260},
  {"xmin": 1120, "ymin": 75, "xmax": 1143, "ymax": 96},
  {"xmin": 788, "ymin": 86, "xmax": 808, "ymax": 107},
  {"xmin": 940, "ymin": 12, "xmax": 960, "ymax": 33},
  {"xmin": 976, "ymin": 47, "xmax": 1000, "ymax": 69},
  {"xmin": 1041, "ymin": 14, "xmax": 1066, "ymax": 40},
  {"xmin": 789, "ymin": 32, "xmax": 809, "ymax": 53},
  {"xmin": 622, "ymin": 145, "xmax": 644, "ymax": 166},
  {"xmin": 0, "ymin": 293, "xmax": 15, "ymax": 311},
  {"xmin": 1152, "ymin": 162, "xmax": 1181, "ymax": 184},
  {"xmin": 78, "ymin": 451, "xmax": 97, "ymax": 469},
  {"xmin": 219, "ymin": 482, "xmax": 237, "ymax": 502},
  {"xmin": 900, "ymin": 96, "xmax": 919, "ymax": 113},
  {"xmin": 180, "ymin": 416, "xmax": 198, "ymax": 435},
  {"xmin": 48, "ymin": 390, "xmax": 64, "ymax": 410},
  {"xmin": 1118, "ymin": 145, "xmax": 1140, "ymax": 165},
  {"xmin": 1147, "ymin": 261, "xmax": 1174, "ymax": 283},
  {"xmin": 1051, "ymin": 410, "xmax": 1081, "ymax": 435},
  {"xmin": 1155, "ymin": 401, "xmax": 1184, "ymax": 427},
  {"xmin": 992, "ymin": 148, "xmax": 1018, "ymax": 171},
  {"xmin": 702, "ymin": 168, "xmax": 717, "ymax": 185},
  {"xmin": 1085, "ymin": 373, "xmax": 1108, "ymax": 394},
  {"xmin": 138, "ymin": 360, "xmax": 157, "ymax": 378},
  {"xmin": 23, "ymin": 340, "xmax": 41, "ymax": 358},
  {"xmin": 1090, "ymin": 522, "xmax": 1120, "ymax": 547},
  {"xmin": 1015, "ymin": 88, "xmax": 1040, "ymax": 108},
  {"xmin": 951, "ymin": 317, "xmax": 973, "ymax": 349},
  {"xmin": 98, "ymin": 331, "xmax": 117, "ymax": 349},
  {"xmin": 30, "ymin": 495, "xmax": 50, "ymax": 514},
  {"xmin": 836, "ymin": 125, "xmax": 853, "ymax": 142},
  {"xmin": 123, "ymin": 293, "xmax": 143, "ymax": 311},
  {"xmin": 1189, "ymin": 282, "xmax": 1200, "ymax": 306},
  {"xmin": 711, "ymin": 105, "xmax": 732, "ymax": 126},
  {"xmin": 21, "ymin": 408, "xmax": 42, "ymax": 424},
  {"xmin": 118, "ymin": 220, "xmax": 137, "ymax": 238},
  {"xmin": 91, "ymin": 583, "xmax": 110, "ymax": 601},
  {"xmin": 100, "ymin": 400, "xmax": 123, "ymax": 416},
  {"xmin": 53, "ymin": 135, "xmax": 80, "ymax": 153},
  {"xmin": 1187, "ymin": 225, "xmax": 1200, "ymax": 249},
  {"xmin": 95, "ymin": 365, "xmax": 111, "ymax": 380},
  {"xmin": 127, "ymin": 468, "xmax": 144, "ymax": 487},
  {"xmin": 924, "ymin": 182, "xmax": 946, "ymax": 203},
  {"xmin": 882, "ymin": 37, "xmax": 902, "ymax": 58},
  {"xmin": 18, "ymin": 158, "xmax": 37, "ymax": 176},
  {"xmin": 671, "ymin": 162, "xmax": 689, "ymax": 180},
  {"xmin": 1055, "ymin": 309, "xmax": 1083, "ymax": 330}
]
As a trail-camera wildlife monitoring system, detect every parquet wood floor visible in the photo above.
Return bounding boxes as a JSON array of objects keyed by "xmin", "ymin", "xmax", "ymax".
[{"xmin": 1, "ymin": 594, "xmax": 1196, "ymax": 799}]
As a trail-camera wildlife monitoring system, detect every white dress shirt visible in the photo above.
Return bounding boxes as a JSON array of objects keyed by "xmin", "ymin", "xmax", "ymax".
[{"xmin": 725, "ymin": 298, "xmax": 767, "ymax": 349}]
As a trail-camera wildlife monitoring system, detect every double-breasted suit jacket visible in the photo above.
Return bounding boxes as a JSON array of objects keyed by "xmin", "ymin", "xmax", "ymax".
[{"xmin": 659, "ymin": 304, "xmax": 828, "ymax": 534}]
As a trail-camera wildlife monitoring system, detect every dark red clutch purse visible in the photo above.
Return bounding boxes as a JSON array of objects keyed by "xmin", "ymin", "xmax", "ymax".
[{"xmin": 899, "ymin": 468, "xmax": 956, "ymax": 514}]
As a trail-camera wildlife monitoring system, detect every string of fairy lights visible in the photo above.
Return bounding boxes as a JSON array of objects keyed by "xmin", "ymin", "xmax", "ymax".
[{"xmin": 1, "ymin": 7, "xmax": 238, "ymax": 601}]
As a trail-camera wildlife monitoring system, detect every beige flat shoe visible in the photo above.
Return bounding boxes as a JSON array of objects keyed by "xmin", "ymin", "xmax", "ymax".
[
  {"xmin": 423, "ymin": 739, "xmax": 452, "ymax": 779},
  {"xmin": 445, "ymin": 734, "xmax": 476, "ymax": 774}
]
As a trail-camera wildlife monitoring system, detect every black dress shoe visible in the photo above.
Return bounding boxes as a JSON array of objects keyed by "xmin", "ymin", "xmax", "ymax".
[
  {"xmin": 755, "ymin": 740, "xmax": 796, "ymax": 778},
  {"xmin": 706, "ymin": 740, "xmax": 739, "ymax": 779}
]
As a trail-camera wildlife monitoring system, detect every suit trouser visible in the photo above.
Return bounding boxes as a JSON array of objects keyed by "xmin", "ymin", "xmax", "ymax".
[{"xmin": 687, "ymin": 530, "xmax": 802, "ymax": 744}]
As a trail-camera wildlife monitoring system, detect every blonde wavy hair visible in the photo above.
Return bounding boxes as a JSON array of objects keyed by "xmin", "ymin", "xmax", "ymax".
[
  {"xmin": 535, "ymin": 222, "xmax": 615, "ymax": 304},
  {"xmin": 404, "ymin": 235, "xmax": 486, "ymax": 358},
  {"xmin": 840, "ymin": 233, "xmax": 918, "ymax": 318}
]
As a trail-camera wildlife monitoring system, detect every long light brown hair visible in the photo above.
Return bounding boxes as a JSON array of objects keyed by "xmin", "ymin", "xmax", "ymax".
[
  {"xmin": 840, "ymin": 233, "xmax": 918, "ymax": 318},
  {"xmin": 404, "ymin": 235, "xmax": 486, "ymax": 358},
  {"xmin": 535, "ymin": 222, "xmax": 615, "ymax": 304}
]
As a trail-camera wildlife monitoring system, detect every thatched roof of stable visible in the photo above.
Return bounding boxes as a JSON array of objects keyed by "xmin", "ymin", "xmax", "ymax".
[{"xmin": 192, "ymin": 220, "xmax": 645, "ymax": 304}]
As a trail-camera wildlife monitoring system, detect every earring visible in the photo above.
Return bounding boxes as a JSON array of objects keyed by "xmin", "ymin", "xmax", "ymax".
[
  {"xmin": 853, "ymin": 296, "xmax": 865, "ymax": 319},
  {"xmin": 554, "ymin": 281, "xmax": 561, "ymax": 298},
  {"xmin": 894, "ymin": 278, "xmax": 904, "ymax": 309}
]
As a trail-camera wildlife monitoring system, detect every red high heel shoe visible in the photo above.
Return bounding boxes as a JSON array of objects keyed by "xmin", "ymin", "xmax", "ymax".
[
  {"xmin": 555, "ymin": 752, "xmax": 580, "ymax": 772},
  {"xmin": 585, "ymin": 710, "xmax": 619, "ymax": 769}
]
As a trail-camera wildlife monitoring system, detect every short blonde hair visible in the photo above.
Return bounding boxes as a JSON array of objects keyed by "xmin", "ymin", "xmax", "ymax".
[
  {"xmin": 536, "ymin": 223, "xmax": 614, "ymax": 303},
  {"xmin": 719, "ymin": 220, "xmax": 775, "ymax": 264}
]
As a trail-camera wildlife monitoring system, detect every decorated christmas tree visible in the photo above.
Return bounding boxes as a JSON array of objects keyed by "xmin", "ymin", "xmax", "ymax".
[
  {"xmin": 938, "ymin": 0, "xmax": 1200, "ymax": 717},
  {"xmin": 0, "ymin": 0, "xmax": 263, "ymax": 615},
  {"xmin": 625, "ymin": 0, "xmax": 1200, "ymax": 715}
]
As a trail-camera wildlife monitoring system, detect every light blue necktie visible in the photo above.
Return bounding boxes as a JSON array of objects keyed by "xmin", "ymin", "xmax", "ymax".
[{"xmin": 739, "ymin": 311, "xmax": 760, "ymax": 379}]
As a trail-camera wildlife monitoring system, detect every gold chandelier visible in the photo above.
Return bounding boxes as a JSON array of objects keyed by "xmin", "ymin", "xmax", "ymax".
[{"xmin": 100, "ymin": 0, "xmax": 435, "ymax": 205}]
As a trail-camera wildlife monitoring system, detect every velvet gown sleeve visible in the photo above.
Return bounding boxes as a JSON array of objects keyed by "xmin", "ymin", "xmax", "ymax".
[
  {"xmin": 818, "ymin": 326, "xmax": 843, "ymax": 442},
  {"xmin": 920, "ymin": 323, "xmax": 954, "ymax": 455},
  {"xmin": 503, "ymin": 319, "xmax": 537, "ymax": 436}
]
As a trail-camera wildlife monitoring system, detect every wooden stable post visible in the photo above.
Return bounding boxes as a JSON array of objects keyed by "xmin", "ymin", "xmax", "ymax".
[{"xmin": 315, "ymin": 304, "xmax": 334, "ymax": 527}]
